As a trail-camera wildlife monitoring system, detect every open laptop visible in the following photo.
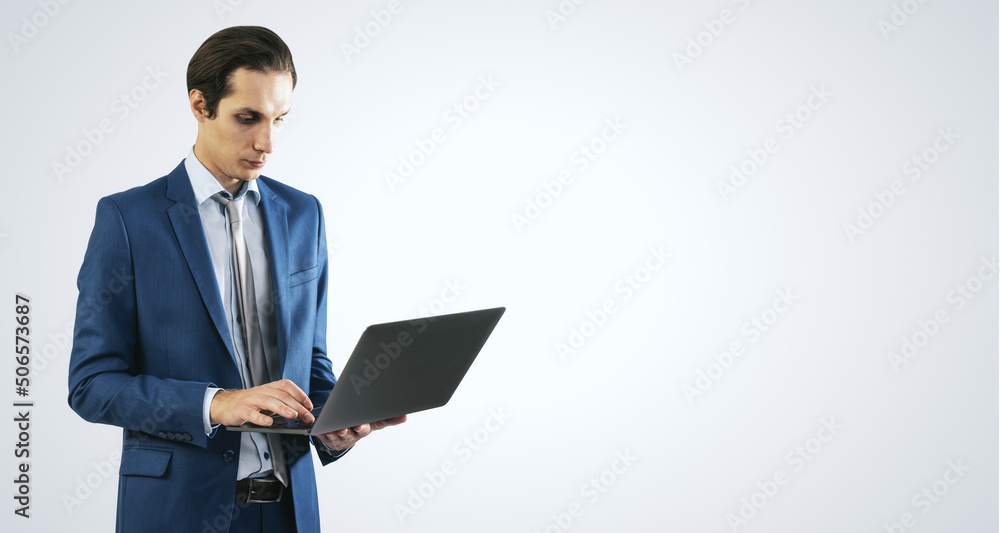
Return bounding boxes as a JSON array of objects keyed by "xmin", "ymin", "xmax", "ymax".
[{"xmin": 227, "ymin": 306, "xmax": 505, "ymax": 435}]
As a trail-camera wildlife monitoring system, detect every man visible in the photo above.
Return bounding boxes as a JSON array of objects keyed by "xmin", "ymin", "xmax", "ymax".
[{"xmin": 67, "ymin": 26, "xmax": 403, "ymax": 532}]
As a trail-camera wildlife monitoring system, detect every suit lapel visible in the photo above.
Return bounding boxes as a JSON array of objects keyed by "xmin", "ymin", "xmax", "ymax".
[
  {"xmin": 256, "ymin": 179, "xmax": 290, "ymax": 376},
  {"xmin": 164, "ymin": 163, "xmax": 236, "ymax": 362}
]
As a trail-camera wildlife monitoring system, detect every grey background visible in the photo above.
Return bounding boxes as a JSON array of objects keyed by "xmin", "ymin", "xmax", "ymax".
[{"xmin": 1, "ymin": 0, "xmax": 997, "ymax": 531}]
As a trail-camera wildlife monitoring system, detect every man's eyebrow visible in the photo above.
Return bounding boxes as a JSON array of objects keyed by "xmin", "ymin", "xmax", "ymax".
[{"xmin": 233, "ymin": 107, "xmax": 291, "ymax": 117}]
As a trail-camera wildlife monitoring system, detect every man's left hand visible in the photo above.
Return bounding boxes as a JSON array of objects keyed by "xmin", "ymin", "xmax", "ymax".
[{"xmin": 317, "ymin": 415, "xmax": 408, "ymax": 451}]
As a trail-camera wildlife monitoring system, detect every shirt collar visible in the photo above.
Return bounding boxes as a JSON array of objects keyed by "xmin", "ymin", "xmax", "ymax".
[{"xmin": 185, "ymin": 147, "xmax": 260, "ymax": 206}]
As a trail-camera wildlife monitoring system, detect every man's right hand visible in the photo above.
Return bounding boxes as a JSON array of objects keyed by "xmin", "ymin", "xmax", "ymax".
[{"xmin": 210, "ymin": 379, "xmax": 315, "ymax": 427}]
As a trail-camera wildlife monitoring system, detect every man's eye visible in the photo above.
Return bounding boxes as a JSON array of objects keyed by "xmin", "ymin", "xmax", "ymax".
[
  {"xmin": 237, "ymin": 115, "xmax": 255, "ymax": 124},
  {"xmin": 274, "ymin": 117, "xmax": 285, "ymax": 124}
]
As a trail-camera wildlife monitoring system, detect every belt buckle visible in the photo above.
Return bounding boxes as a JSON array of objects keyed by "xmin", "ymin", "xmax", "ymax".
[{"xmin": 245, "ymin": 478, "xmax": 282, "ymax": 503}]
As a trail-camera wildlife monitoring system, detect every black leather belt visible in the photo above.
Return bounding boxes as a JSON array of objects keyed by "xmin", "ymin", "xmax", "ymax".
[{"xmin": 235, "ymin": 476, "xmax": 284, "ymax": 503}]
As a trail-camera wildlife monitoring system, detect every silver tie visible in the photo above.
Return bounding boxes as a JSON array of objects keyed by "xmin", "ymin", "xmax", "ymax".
[{"xmin": 213, "ymin": 192, "xmax": 288, "ymax": 486}]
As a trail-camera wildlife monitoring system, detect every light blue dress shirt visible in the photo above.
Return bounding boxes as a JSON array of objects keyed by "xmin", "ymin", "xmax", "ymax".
[{"xmin": 186, "ymin": 148, "xmax": 278, "ymax": 480}]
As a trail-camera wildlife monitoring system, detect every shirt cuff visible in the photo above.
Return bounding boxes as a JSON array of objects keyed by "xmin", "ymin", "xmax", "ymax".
[
  {"xmin": 203, "ymin": 387, "xmax": 221, "ymax": 435},
  {"xmin": 318, "ymin": 438, "xmax": 352, "ymax": 458}
]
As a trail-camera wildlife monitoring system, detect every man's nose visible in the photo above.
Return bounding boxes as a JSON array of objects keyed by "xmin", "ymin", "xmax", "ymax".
[{"xmin": 254, "ymin": 123, "xmax": 275, "ymax": 154}]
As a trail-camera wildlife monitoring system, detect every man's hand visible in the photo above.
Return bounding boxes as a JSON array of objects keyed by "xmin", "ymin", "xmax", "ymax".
[
  {"xmin": 317, "ymin": 415, "xmax": 407, "ymax": 451},
  {"xmin": 210, "ymin": 379, "xmax": 314, "ymax": 427}
]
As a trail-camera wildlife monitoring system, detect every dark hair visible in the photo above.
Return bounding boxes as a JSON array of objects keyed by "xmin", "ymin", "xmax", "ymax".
[{"xmin": 187, "ymin": 26, "xmax": 297, "ymax": 119}]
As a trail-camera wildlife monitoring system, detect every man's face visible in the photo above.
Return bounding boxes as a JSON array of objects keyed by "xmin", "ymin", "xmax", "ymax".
[{"xmin": 191, "ymin": 67, "xmax": 293, "ymax": 194}]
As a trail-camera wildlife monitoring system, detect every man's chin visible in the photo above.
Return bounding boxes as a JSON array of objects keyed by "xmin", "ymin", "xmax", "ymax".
[
  {"xmin": 236, "ymin": 170, "xmax": 262, "ymax": 181},
  {"xmin": 218, "ymin": 172, "xmax": 261, "ymax": 192}
]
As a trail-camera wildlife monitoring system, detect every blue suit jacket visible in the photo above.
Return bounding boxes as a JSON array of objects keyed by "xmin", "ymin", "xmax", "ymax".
[{"xmin": 68, "ymin": 161, "xmax": 339, "ymax": 532}]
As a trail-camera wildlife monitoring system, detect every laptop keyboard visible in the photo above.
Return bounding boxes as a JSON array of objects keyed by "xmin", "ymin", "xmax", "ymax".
[{"xmin": 267, "ymin": 407, "xmax": 322, "ymax": 429}]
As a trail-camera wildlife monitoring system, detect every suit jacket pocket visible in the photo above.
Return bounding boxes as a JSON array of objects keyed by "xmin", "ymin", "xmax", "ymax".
[
  {"xmin": 289, "ymin": 265, "xmax": 318, "ymax": 287},
  {"xmin": 120, "ymin": 447, "xmax": 172, "ymax": 478}
]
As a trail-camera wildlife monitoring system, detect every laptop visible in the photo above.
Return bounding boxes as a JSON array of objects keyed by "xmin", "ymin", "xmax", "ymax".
[{"xmin": 227, "ymin": 306, "xmax": 505, "ymax": 435}]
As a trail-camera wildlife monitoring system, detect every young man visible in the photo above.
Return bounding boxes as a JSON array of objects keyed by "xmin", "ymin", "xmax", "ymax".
[{"xmin": 67, "ymin": 26, "xmax": 404, "ymax": 532}]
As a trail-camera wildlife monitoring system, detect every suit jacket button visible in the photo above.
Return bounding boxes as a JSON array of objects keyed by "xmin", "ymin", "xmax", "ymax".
[
  {"xmin": 157, "ymin": 432, "xmax": 167, "ymax": 439},
  {"xmin": 222, "ymin": 450, "xmax": 236, "ymax": 462},
  {"xmin": 166, "ymin": 432, "xmax": 175, "ymax": 440},
  {"xmin": 183, "ymin": 433, "xmax": 192, "ymax": 441}
]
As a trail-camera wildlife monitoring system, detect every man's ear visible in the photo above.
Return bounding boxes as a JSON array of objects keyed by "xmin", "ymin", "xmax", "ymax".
[{"xmin": 189, "ymin": 89, "xmax": 210, "ymax": 122}]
